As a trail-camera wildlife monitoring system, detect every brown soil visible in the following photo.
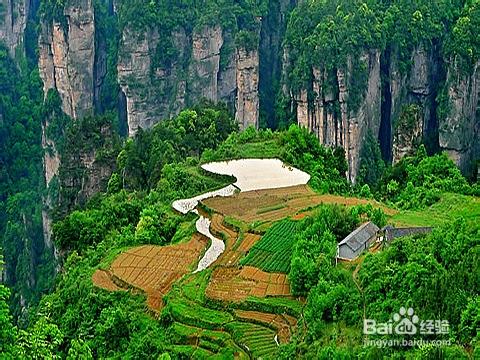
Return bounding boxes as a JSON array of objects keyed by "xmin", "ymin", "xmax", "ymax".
[
  {"xmin": 92, "ymin": 233, "xmax": 209, "ymax": 311},
  {"xmin": 237, "ymin": 233, "xmax": 261, "ymax": 252},
  {"xmin": 206, "ymin": 266, "xmax": 291, "ymax": 302},
  {"xmin": 92, "ymin": 269, "xmax": 123, "ymax": 291},
  {"xmin": 203, "ymin": 185, "xmax": 397, "ymax": 225}
]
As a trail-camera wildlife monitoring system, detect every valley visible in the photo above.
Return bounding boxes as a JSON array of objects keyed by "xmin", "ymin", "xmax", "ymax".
[{"xmin": 0, "ymin": 0, "xmax": 479, "ymax": 358}]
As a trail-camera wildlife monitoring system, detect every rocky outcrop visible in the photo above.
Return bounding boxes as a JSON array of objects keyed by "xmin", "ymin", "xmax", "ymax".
[
  {"xmin": 37, "ymin": 0, "xmax": 96, "ymax": 266},
  {"xmin": 289, "ymin": 44, "xmax": 465, "ymax": 180},
  {"xmin": 118, "ymin": 24, "xmax": 260, "ymax": 135},
  {"xmin": 188, "ymin": 25, "xmax": 223, "ymax": 103},
  {"xmin": 41, "ymin": 119, "xmax": 60, "ymax": 251},
  {"xmin": 392, "ymin": 104, "xmax": 423, "ymax": 162},
  {"xmin": 117, "ymin": 27, "xmax": 189, "ymax": 136},
  {"xmin": 38, "ymin": 0, "xmax": 95, "ymax": 119},
  {"xmin": 294, "ymin": 50, "xmax": 381, "ymax": 182},
  {"xmin": 235, "ymin": 47, "xmax": 259, "ymax": 129},
  {"xmin": 0, "ymin": 0, "xmax": 31, "ymax": 55},
  {"xmin": 389, "ymin": 45, "xmax": 442, "ymax": 163},
  {"xmin": 439, "ymin": 59, "xmax": 480, "ymax": 173}
]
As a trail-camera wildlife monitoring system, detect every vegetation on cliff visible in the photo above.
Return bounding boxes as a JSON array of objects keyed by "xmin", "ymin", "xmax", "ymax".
[
  {"xmin": 0, "ymin": 44, "xmax": 56, "ymax": 321},
  {"xmin": 1, "ymin": 0, "xmax": 479, "ymax": 358}
]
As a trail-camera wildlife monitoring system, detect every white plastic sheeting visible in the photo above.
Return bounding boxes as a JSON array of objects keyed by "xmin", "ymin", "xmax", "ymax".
[
  {"xmin": 201, "ymin": 158, "xmax": 310, "ymax": 192},
  {"xmin": 172, "ymin": 158, "xmax": 310, "ymax": 272}
]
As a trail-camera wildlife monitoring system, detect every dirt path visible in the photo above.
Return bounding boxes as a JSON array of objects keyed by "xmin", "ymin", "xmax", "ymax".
[{"xmin": 352, "ymin": 257, "xmax": 366, "ymax": 324}]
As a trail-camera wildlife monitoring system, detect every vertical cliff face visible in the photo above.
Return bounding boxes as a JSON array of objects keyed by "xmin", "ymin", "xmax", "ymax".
[
  {"xmin": 38, "ymin": 0, "xmax": 95, "ymax": 119},
  {"xmin": 286, "ymin": 41, "xmax": 475, "ymax": 180},
  {"xmin": 259, "ymin": 0, "xmax": 295, "ymax": 128},
  {"xmin": 439, "ymin": 59, "xmax": 480, "ymax": 174},
  {"xmin": 0, "ymin": 0, "xmax": 32, "ymax": 56},
  {"xmin": 41, "ymin": 118, "xmax": 60, "ymax": 252},
  {"xmin": 188, "ymin": 25, "xmax": 223, "ymax": 103},
  {"xmin": 117, "ymin": 23, "xmax": 261, "ymax": 135},
  {"xmin": 117, "ymin": 27, "xmax": 190, "ymax": 136},
  {"xmin": 293, "ymin": 50, "xmax": 381, "ymax": 182},
  {"xmin": 389, "ymin": 45, "xmax": 443, "ymax": 163},
  {"xmin": 235, "ymin": 47, "xmax": 259, "ymax": 129},
  {"xmin": 38, "ymin": 0, "xmax": 95, "ymax": 251}
]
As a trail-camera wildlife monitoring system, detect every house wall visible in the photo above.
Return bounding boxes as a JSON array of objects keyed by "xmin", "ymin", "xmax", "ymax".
[
  {"xmin": 338, "ymin": 235, "xmax": 377, "ymax": 260},
  {"xmin": 338, "ymin": 245, "xmax": 357, "ymax": 260},
  {"xmin": 386, "ymin": 227, "xmax": 432, "ymax": 242}
]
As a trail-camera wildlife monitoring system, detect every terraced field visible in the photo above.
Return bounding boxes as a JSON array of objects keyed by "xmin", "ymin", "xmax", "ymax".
[
  {"xmin": 91, "ymin": 269, "xmax": 122, "ymax": 291},
  {"xmin": 203, "ymin": 185, "xmax": 319, "ymax": 224},
  {"xmin": 225, "ymin": 322, "xmax": 278, "ymax": 358},
  {"xmin": 240, "ymin": 219, "xmax": 298, "ymax": 273},
  {"xmin": 203, "ymin": 184, "xmax": 397, "ymax": 225},
  {"xmin": 234, "ymin": 310, "xmax": 297, "ymax": 344},
  {"xmin": 206, "ymin": 266, "xmax": 291, "ymax": 302},
  {"xmin": 92, "ymin": 233, "xmax": 208, "ymax": 310},
  {"xmin": 159, "ymin": 272, "xmax": 303, "ymax": 359},
  {"xmin": 210, "ymin": 214, "xmax": 263, "ymax": 268}
]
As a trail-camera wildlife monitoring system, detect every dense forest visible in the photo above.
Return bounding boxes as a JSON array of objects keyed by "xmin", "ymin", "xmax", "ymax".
[{"xmin": 1, "ymin": 0, "xmax": 479, "ymax": 358}]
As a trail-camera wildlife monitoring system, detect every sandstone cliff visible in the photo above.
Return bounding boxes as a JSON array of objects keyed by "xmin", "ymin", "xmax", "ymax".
[
  {"xmin": 439, "ymin": 59, "xmax": 480, "ymax": 174},
  {"xmin": 235, "ymin": 47, "xmax": 259, "ymax": 130},
  {"xmin": 287, "ymin": 42, "xmax": 479, "ymax": 179},
  {"xmin": 293, "ymin": 50, "xmax": 381, "ymax": 182},
  {"xmin": 118, "ymin": 24, "xmax": 260, "ymax": 135},
  {"xmin": 117, "ymin": 27, "xmax": 189, "ymax": 137},
  {"xmin": 38, "ymin": 0, "xmax": 95, "ymax": 119},
  {"xmin": 389, "ymin": 45, "xmax": 442, "ymax": 163},
  {"xmin": 0, "ymin": 0, "xmax": 32, "ymax": 56}
]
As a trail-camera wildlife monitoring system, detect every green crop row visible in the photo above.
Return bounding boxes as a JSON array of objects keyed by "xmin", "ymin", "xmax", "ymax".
[{"xmin": 240, "ymin": 220, "xmax": 298, "ymax": 273}]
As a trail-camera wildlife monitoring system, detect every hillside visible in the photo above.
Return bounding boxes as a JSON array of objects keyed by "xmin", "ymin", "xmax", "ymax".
[
  {"xmin": 1, "ymin": 119, "xmax": 479, "ymax": 358},
  {"xmin": 0, "ymin": 0, "xmax": 479, "ymax": 358}
]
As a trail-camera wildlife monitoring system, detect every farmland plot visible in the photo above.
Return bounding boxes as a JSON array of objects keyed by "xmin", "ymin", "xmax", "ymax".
[
  {"xmin": 225, "ymin": 321, "xmax": 278, "ymax": 359},
  {"xmin": 203, "ymin": 184, "xmax": 397, "ymax": 224},
  {"xmin": 92, "ymin": 269, "xmax": 123, "ymax": 291},
  {"xmin": 240, "ymin": 220, "xmax": 298, "ymax": 273},
  {"xmin": 234, "ymin": 310, "xmax": 297, "ymax": 344},
  {"xmin": 92, "ymin": 233, "xmax": 208, "ymax": 310},
  {"xmin": 206, "ymin": 266, "xmax": 291, "ymax": 302},
  {"xmin": 203, "ymin": 185, "xmax": 319, "ymax": 224}
]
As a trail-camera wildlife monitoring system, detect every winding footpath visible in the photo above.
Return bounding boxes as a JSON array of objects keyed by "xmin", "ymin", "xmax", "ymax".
[{"xmin": 172, "ymin": 159, "xmax": 311, "ymax": 273}]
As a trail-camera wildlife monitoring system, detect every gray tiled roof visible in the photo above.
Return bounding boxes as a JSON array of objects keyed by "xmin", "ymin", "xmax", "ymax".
[{"xmin": 339, "ymin": 222, "xmax": 379, "ymax": 252}]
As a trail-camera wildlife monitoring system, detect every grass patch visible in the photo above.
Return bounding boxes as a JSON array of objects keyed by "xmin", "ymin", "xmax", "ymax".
[
  {"xmin": 171, "ymin": 217, "xmax": 198, "ymax": 244},
  {"xmin": 240, "ymin": 220, "xmax": 298, "ymax": 273},
  {"xmin": 239, "ymin": 296, "xmax": 304, "ymax": 318},
  {"xmin": 390, "ymin": 193, "xmax": 480, "ymax": 227},
  {"xmin": 179, "ymin": 270, "xmax": 212, "ymax": 304},
  {"xmin": 167, "ymin": 345, "xmax": 213, "ymax": 358},
  {"xmin": 256, "ymin": 203, "xmax": 287, "ymax": 215},
  {"xmin": 166, "ymin": 297, "xmax": 233, "ymax": 330},
  {"xmin": 224, "ymin": 216, "xmax": 248, "ymax": 233},
  {"xmin": 225, "ymin": 321, "xmax": 278, "ymax": 358}
]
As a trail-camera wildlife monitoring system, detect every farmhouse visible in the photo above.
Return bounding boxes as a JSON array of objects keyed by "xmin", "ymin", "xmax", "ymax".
[
  {"xmin": 380, "ymin": 225, "xmax": 433, "ymax": 242},
  {"xmin": 337, "ymin": 222, "xmax": 379, "ymax": 260}
]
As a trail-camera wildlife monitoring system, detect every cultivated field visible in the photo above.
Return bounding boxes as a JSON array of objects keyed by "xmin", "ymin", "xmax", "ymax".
[
  {"xmin": 203, "ymin": 184, "xmax": 397, "ymax": 225},
  {"xmin": 206, "ymin": 266, "xmax": 291, "ymax": 302},
  {"xmin": 92, "ymin": 269, "xmax": 123, "ymax": 291},
  {"xmin": 209, "ymin": 214, "xmax": 263, "ymax": 267},
  {"xmin": 225, "ymin": 321, "xmax": 278, "ymax": 358},
  {"xmin": 93, "ymin": 233, "xmax": 208, "ymax": 310},
  {"xmin": 234, "ymin": 310, "xmax": 297, "ymax": 344},
  {"xmin": 240, "ymin": 219, "xmax": 298, "ymax": 273}
]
